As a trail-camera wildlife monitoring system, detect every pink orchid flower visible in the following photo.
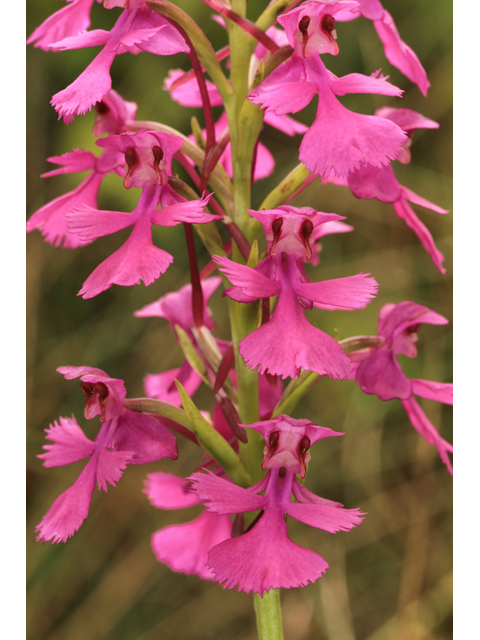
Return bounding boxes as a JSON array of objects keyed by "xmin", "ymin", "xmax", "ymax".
[
  {"xmin": 189, "ymin": 415, "xmax": 365, "ymax": 595},
  {"xmin": 215, "ymin": 205, "xmax": 378, "ymax": 380},
  {"xmin": 65, "ymin": 130, "xmax": 220, "ymax": 298},
  {"xmin": 36, "ymin": 366, "xmax": 178, "ymax": 543},
  {"xmin": 350, "ymin": 301, "xmax": 453, "ymax": 472},
  {"xmin": 249, "ymin": 0, "xmax": 407, "ymax": 177}
]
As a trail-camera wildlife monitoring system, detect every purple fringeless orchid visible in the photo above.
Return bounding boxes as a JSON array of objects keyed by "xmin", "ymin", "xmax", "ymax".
[
  {"xmin": 249, "ymin": 0, "xmax": 407, "ymax": 178},
  {"xmin": 350, "ymin": 301, "xmax": 453, "ymax": 472},
  {"xmin": 189, "ymin": 415, "xmax": 365, "ymax": 595},
  {"xmin": 36, "ymin": 366, "xmax": 178, "ymax": 543},
  {"xmin": 215, "ymin": 205, "xmax": 378, "ymax": 380},
  {"xmin": 65, "ymin": 129, "xmax": 220, "ymax": 298}
]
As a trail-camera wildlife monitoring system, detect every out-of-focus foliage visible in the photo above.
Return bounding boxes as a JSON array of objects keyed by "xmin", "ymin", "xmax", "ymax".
[{"xmin": 27, "ymin": 1, "xmax": 452, "ymax": 639}]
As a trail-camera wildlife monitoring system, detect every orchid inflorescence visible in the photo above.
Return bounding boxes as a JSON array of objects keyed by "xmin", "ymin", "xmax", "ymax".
[{"xmin": 28, "ymin": 0, "xmax": 451, "ymax": 635}]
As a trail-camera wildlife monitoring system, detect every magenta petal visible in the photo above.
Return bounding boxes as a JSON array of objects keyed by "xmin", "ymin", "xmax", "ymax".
[
  {"xmin": 67, "ymin": 206, "xmax": 137, "ymax": 241},
  {"xmin": 125, "ymin": 7, "xmax": 189, "ymax": 56},
  {"xmin": 402, "ymin": 186, "xmax": 449, "ymax": 215},
  {"xmin": 375, "ymin": 107, "xmax": 439, "ymax": 132},
  {"xmin": 51, "ymin": 44, "xmax": 117, "ymax": 122},
  {"xmin": 239, "ymin": 287, "xmax": 351, "ymax": 380},
  {"xmin": 213, "ymin": 256, "xmax": 282, "ymax": 301},
  {"xmin": 38, "ymin": 417, "xmax": 95, "ymax": 468},
  {"xmin": 328, "ymin": 70, "xmax": 403, "ymax": 97},
  {"xmin": 152, "ymin": 511, "xmax": 232, "ymax": 580},
  {"xmin": 49, "ymin": 29, "xmax": 111, "ymax": 51},
  {"xmin": 188, "ymin": 471, "xmax": 268, "ymax": 514},
  {"xmin": 27, "ymin": 172, "xmax": 102, "ymax": 248},
  {"xmin": 41, "ymin": 149, "xmax": 98, "ymax": 177},
  {"xmin": 207, "ymin": 506, "xmax": 328, "ymax": 594},
  {"xmin": 95, "ymin": 447, "xmax": 133, "ymax": 492},
  {"xmin": 144, "ymin": 362, "xmax": 202, "ymax": 405},
  {"xmin": 151, "ymin": 195, "xmax": 218, "ymax": 227},
  {"xmin": 36, "ymin": 458, "xmax": 97, "ymax": 543},
  {"xmin": 300, "ymin": 88, "xmax": 406, "ymax": 177},
  {"xmin": 57, "ymin": 365, "xmax": 107, "ymax": 380},
  {"xmin": 410, "ymin": 379, "xmax": 453, "ymax": 405},
  {"xmin": 249, "ymin": 57, "xmax": 316, "ymax": 116},
  {"xmin": 378, "ymin": 301, "xmax": 448, "ymax": 346},
  {"xmin": 27, "ymin": 0, "xmax": 95, "ymax": 50},
  {"xmin": 145, "ymin": 472, "xmax": 200, "ymax": 509},
  {"xmin": 393, "ymin": 198, "xmax": 446, "ymax": 274},
  {"xmin": 292, "ymin": 481, "xmax": 343, "ymax": 508},
  {"xmin": 347, "ymin": 163, "xmax": 402, "ymax": 203},
  {"xmin": 295, "ymin": 273, "xmax": 378, "ymax": 310},
  {"xmin": 374, "ymin": 11, "xmax": 430, "ymax": 96},
  {"xmin": 135, "ymin": 276, "xmax": 221, "ymax": 330},
  {"xmin": 109, "ymin": 409, "xmax": 177, "ymax": 464},
  {"xmin": 165, "ymin": 70, "xmax": 222, "ymax": 108},
  {"xmin": 356, "ymin": 347, "xmax": 412, "ymax": 400},
  {"xmin": 78, "ymin": 218, "xmax": 173, "ymax": 298},
  {"xmin": 264, "ymin": 111, "xmax": 308, "ymax": 136},
  {"xmin": 284, "ymin": 501, "xmax": 365, "ymax": 533},
  {"xmin": 401, "ymin": 397, "xmax": 453, "ymax": 473}
]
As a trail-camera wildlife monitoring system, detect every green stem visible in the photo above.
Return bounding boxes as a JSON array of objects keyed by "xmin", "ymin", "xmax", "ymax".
[{"xmin": 254, "ymin": 590, "xmax": 285, "ymax": 640}]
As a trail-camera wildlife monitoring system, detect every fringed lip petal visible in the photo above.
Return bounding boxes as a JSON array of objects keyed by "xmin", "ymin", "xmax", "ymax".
[
  {"xmin": 239, "ymin": 285, "xmax": 352, "ymax": 380},
  {"xmin": 207, "ymin": 505, "xmax": 329, "ymax": 595},
  {"xmin": 35, "ymin": 460, "xmax": 97, "ymax": 543},
  {"xmin": 51, "ymin": 45, "xmax": 117, "ymax": 123},
  {"xmin": 299, "ymin": 88, "xmax": 406, "ymax": 177},
  {"xmin": 78, "ymin": 217, "xmax": 174, "ymax": 299}
]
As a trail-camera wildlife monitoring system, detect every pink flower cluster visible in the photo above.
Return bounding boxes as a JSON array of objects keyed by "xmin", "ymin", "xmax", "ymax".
[{"xmin": 28, "ymin": 0, "xmax": 451, "ymax": 601}]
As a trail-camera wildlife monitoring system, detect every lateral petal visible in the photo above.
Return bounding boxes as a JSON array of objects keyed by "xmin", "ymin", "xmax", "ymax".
[{"xmin": 295, "ymin": 273, "xmax": 378, "ymax": 310}]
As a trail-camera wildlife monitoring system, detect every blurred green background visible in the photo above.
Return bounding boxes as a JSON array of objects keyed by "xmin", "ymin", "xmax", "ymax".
[{"xmin": 26, "ymin": 1, "xmax": 452, "ymax": 639}]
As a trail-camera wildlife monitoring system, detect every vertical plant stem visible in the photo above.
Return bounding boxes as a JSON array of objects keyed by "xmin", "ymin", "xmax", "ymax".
[
  {"xmin": 225, "ymin": 5, "xmax": 285, "ymax": 636},
  {"xmin": 254, "ymin": 590, "xmax": 285, "ymax": 640}
]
